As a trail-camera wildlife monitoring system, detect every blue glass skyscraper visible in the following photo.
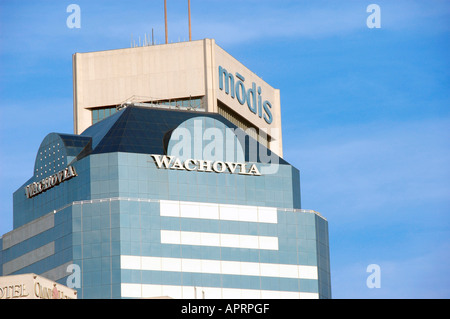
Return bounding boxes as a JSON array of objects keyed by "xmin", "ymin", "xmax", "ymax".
[{"xmin": 1, "ymin": 106, "xmax": 331, "ymax": 299}]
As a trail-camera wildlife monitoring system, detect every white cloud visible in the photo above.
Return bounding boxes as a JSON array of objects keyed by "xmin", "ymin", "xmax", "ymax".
[
  {"xmin": 2, "ymin": 0, "xmax": 448, "ymax": 56},
  {"xmin": 284, "ymin": 117, "xmax": 450, "ymax": 219},
  {"xmin": 191, "ymin": 0, "xmax": 450, "ymax": 45}
]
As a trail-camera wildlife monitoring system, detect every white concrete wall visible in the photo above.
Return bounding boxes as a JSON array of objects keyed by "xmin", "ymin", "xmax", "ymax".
[
  {"xmin": 73, "ymin": 38, "xmax": 283, "ymax": 156},
  {"xmin": 73, "ymin": 40, "xmax": 207, "ymax": 134}
]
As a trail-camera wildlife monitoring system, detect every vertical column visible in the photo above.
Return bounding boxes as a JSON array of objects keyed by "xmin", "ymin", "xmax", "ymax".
[
  {"xmin": 203, "ymin": 38, "xmax": 217, "ymax": 113},
  {"xmin": 72, "ymin": 53, "xmax": 78, "ymax": 134},
  {"xmin": 273, "ymin": 88, "xmax": 283, "ymax": 157}
]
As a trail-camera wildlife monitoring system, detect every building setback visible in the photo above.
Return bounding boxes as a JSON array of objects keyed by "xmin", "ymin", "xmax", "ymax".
[{"xmin": 0, "ymin": 39, "xmax": 331, "ymax": 299}]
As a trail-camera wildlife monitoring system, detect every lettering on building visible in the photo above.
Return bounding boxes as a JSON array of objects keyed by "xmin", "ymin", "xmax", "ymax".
[
  {"xmin": 25, "ymin": 165, "xmax": 78, "ymax": 199},
  {"xmin": 0, "ymin": 284, "xmax": 29, "ymax": 299},
  {"xmin": 0, "ymin": 276, "xmax": 76, "ymax": 299},
  {"xmin": 150, "ymin": 154, "xmax": 261, "ymax": 176},
  {"xmin": 218, "ymin": 65, "xmax": 273, "ymax": 124},
  {"xmin": 33, "ymin": 282, "xmax": 74, "ymax": 299}
]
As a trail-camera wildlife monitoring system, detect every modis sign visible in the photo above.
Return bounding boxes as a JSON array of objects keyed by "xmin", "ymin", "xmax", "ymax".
[{"xmin": 218, "ymin": 66, "xmax": 273, "ymax": 124}]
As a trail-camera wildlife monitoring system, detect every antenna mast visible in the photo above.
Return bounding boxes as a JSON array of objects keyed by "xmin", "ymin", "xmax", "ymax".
[
  {"xmin": 164, "ymin": 0, "xmax": 168, "ymax": 44},
  {"xmin": 188, "ymin": 0, "xmax": 192, "ymax": 41}
]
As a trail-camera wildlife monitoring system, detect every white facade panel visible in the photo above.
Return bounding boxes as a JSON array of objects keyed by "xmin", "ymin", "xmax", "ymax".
[
  {"xmin": 160, "ymin": 200, "xmax": 277, "ymax": 224},
  {"xmin": 121, "ymin": 283, "xmax": 319, "ymax": 299},
  {"xmin": 121, "ymin": 255, "xmax": 318, "ymax": 280}
]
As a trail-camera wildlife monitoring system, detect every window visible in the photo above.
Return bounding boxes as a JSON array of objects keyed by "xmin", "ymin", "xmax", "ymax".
[
  {"xmin": 92, "ymin": 107, "xmax": 118, "ymax": 124},
  {"xmin": 91, "ymin": 98, "xmax": 203, "ymax": 125},
  {"xmin": 217, "ymin": 101, "xmax": 270, "ymax": 148}
]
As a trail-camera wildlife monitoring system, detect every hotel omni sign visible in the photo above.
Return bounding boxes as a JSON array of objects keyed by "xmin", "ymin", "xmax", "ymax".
[
  {"xmin": 0, "ymin": 274, "xmax": 77, "ymax": 299},
  {"xmin": 0, "ymin": 281, "xmax": 75, "ymax": 299},
  {"xmin": 24, "ymin": 166, "xmax": 78, "ymax": 199}
]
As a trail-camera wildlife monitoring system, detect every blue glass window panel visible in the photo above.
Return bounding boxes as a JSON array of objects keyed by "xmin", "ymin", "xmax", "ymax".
[{"xmin": 81, "ymin": 106, "xmax": 289, "ymax": 167}]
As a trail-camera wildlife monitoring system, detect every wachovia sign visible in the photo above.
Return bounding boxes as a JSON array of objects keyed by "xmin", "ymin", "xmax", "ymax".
[
  {"xmin": 150, "ymin": 155, "xmax": 261, "ymax": 176},
  {"xmin": 25, "ymin": 166, "xmax": 78, "ymax": 199}
]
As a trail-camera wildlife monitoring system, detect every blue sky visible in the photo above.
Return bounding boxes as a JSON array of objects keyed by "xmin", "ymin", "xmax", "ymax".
[{"xmin": 0, "ymin": 0, "xmax": 449, "ymax": 298}]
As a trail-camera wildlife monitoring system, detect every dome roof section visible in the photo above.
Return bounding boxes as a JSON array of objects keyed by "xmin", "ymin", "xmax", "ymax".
[{"xmin": 33, "ymin": 133, "xmax": 91, "ymax": 180}]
